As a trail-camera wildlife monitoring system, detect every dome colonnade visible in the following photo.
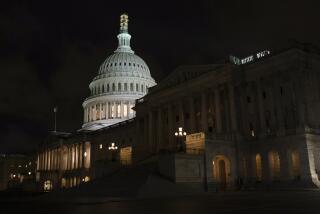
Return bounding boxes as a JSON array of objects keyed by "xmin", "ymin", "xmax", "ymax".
[{"xmin": 82, "ymin": 13, "xmax": 156, "ymax": 130}]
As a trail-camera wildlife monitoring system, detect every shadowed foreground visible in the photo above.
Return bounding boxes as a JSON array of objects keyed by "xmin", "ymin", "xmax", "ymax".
[{"xmin": 1, "ymin": 191, "xmax": 320, "ymax": 214}]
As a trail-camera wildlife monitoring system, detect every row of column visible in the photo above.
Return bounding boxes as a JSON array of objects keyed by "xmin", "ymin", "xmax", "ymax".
[
  {"xmin": 84, "ymin": 101, "xmax": 135, "ymax": 123},
  {"xmin": 143, "ymin": 84, "xmax": 238, "ymax": 152},
  {"xmin": 37, "ymin": 142, "xmax": 91, "ymax": 171},
  {"xmin": 37, "ymin": 148, "xmax": 60, "ymax": 171}
]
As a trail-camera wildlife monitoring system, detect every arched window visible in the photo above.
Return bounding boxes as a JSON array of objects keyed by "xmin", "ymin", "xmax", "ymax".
[
  {"xmin": 130, "ymin": 83, "xmax": 133, "ymax": 91},
  {"xmin": 141, "ymin": 84, "xmax": 144, "ymax": 92},
  {"xmin": 107, "ymin": 84, "xmax": 110, "ymax": 92},
  {"xmin": 268, "ymin": 151, "xmax": 281, "ymax": 180},
  {"xmin": 44, "ymin": 180, "xmax": 53, "ymax": 192},
  {"xmin": 136, "ymin": 83, "xmax": 139, "ymax": 92},
  {"xmin": 112, "ymin": 83, "xmax": 116, "ymax": 91},
  {"xmin": 102, "ymin": 85, "xmax": 105, "ymax": 93},
  {"xmin": 97, "ymin": 86, "xmax": 100, "ymax": 94},
  {"xmin": 84, "ymin": 176, "xmax": 90, "ymax": 182},
  {"xmin": 255, "ymin": 154, "xmax": 262, "ymax": 181},
  {"xmin": 118, "ymin": 83, "xmax": 122, "ymax": 91},
  {"xmin": 124, "ymin": 83, "xmax": 128, "ymax": 91}
]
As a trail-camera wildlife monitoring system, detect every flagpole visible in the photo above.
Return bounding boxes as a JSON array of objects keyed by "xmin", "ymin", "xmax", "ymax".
[{"xmin": 54, "ymin": 107, "xmax": 57, "ymax": 132}]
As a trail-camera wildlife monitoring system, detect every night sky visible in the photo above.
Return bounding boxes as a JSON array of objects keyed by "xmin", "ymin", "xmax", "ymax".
[{"xmin": 0, "ymin": 0, "xmax": 319, "ymax": 154}]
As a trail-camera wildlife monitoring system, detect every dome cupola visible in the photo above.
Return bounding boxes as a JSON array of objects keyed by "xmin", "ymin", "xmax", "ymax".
[{"xmin": 81, "ymin": 13, "xmax": 156, "ymax": 131}]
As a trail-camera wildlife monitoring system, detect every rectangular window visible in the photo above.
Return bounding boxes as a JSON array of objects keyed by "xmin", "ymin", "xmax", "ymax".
[{"xmin": 123, "ymin": 104, "xmax": 128, "ymax": 117}]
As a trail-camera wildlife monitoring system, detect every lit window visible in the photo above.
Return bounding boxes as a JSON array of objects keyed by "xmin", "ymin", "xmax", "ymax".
[
  {"xmin": 117, "ymin": 104, "xmax": 121, "ymax": 118},
  {"xmin": 123, "ymin": 104, "xmax": 128, "ymax": 117}
]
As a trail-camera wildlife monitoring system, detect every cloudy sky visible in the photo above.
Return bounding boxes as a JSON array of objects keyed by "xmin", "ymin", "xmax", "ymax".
[{"xmin": 0, "ymin": 0, "xmax": 319, "ymax": 154}]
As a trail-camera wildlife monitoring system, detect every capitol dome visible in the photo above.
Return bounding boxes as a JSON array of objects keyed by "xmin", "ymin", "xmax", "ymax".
[{"xmin": 82, "ymin": 14, "xmax": 156, "ymax": 131}]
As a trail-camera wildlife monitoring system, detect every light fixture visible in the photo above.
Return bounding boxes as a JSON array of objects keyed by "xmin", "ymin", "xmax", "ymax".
[
  {"xmin": 28, "ymin": 172, "xmax": 31, "ymax": 175},
  {"xmin": 84, "ymin": 152, "xmax": 87, "ymax": 157},
  {"xmin": 108, "ymin": 142, "xmax": 118, "ymax": 150},
  {"xmin": 212, "ymin": 161, "xmax": 215, "ymax": 166},
  {"xmin": 174, "ymin": 127, "xmax": 187, "ymax": 137},
  {"xmin": 99, "ymin": 144, "xmax": 103, "ymax": 149}
]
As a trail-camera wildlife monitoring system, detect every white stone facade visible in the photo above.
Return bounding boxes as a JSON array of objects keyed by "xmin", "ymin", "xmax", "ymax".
[{"xmin": 82, "ymin": 14, "xmax": 156, "ymax": 131}]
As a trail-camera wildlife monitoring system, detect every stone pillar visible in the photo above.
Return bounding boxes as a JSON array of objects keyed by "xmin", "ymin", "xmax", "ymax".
[
  {"xmin": 178, "ymin": 100, "xmax": 184, "ymax": 128},
  {"xmin": 256, "ymin": 81, "xmax": 266, "ymax": 137},
  {"xmin": 188, "ymin": 97, "xmax": 195, "ymax": 133},
  {"xmin": 48, "ymin": 150, "xmax": 51, "ymax": 171},
  {"xmin": 224, "ymin": 86, "xmax": 231, "ymax": 133},
  {"xmin": 274, "ymin": 77, "xmax": 285, "ymax": 135},
  {"xmin": 105, "ymin": 102, "xmax": 108, "ymax": 119},
  {"xmin": 157, "ymin": 108, "xmax": 163, "ymax": 151},
  {"xmin": 148, "ymin": 111, "xmax": 153, "ymax": 153},
  {"xmin": 228, "ymin": 83, "xmax": 238, "ymax": 132},
  {"xmin": 201, "ymin": 92, "xmax": 208, "ymax": 132},
  {"xmin": 127, "ymin": 101, "xmax": 130, "ymax": 119},
  {"xmin": 167, "ymin": 104, "xmax": 174, "ymax": 150},
  {"xmin": 121, "ymin": 101, "xmax": 124, "ymax": 118},
  {"xmin": 72, "ymin": 145, "xmax": 75, "ymax": 169},
  {"xmin": 214, "ymin": 88, "xmax": 222, "ymax": 133}
]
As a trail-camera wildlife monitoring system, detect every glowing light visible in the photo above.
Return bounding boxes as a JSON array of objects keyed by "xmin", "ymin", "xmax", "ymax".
[
  {"xmin": 99, "ymin": 144, "xmax": 103, "ymax": 149},
  {"xmin": 175, "ymin": 127, "xmax": 187, "ymax": 137},
  {"xmin": 108, "ymin": 142, "xmax": 118, "ymax": 150},
  {"xmin": 84, "ymin": 152, "xmax": 87, "ymax": 157},
  {"xmin": 28, "ymin": 172, "xmax": 31, "ymax": 175}
]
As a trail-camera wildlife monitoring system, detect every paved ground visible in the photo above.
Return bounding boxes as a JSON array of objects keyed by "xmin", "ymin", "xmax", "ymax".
[{"xmin": 1, "ymin": 190, "xmax": 320, "ymax": 214}]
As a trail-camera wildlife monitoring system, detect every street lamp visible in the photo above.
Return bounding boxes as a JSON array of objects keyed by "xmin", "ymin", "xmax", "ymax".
[
  {"xmin": 174, "ymin": 127, "xmax": 187, "ymax": 152},
  {"xmin": 108, "ymin": 142, "xmax": 118, "ymax": 162}
]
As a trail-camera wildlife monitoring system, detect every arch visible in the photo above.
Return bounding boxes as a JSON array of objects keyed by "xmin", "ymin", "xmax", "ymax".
[
  {"xmin": 290, "ymin": 149, "xmax": 301, "ymax": 180},
  {"xmin": 102, "ymin": 85, "xmax": 105, "ymax": 93},
  {"xmin": 255, "ymin": 153, "xmax": 262, "ymax": 181},
  {"xmin": 61, "ymin": 178, "xmax": 66, "ymax": 188},
  {"xmin": 141, "ymin": 84, "xmax": 144, "ymax": 92},
  {"xmin": 107, "ymin": 84, "xmax": 110, "ymax": 92},
  {"xmin": 43, "ymin": 180, "xmax": 53, "ymax": 192},
  {"xmin": 212, "ymin": 155, "xmax": 231, "ymax": 191},
  {"xmin": 268, "ymin": 150, "xmax": 281, "ymax": 180},
  {"xmin": 136, "ymin": 83, "xmax": 139, "ymax": 92}
]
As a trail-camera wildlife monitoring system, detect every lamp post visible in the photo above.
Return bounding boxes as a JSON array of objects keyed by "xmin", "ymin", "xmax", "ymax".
[
  {"xmin": 174, "ymin": 127, "xmax": 187, "ymax": 152},
  {"xmin": 108, "ymin": 142, "xmax": 118, "ymax": 162}
]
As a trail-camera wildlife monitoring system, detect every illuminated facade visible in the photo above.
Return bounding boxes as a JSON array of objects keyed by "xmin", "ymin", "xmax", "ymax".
[
  {"xmin": 31, "ymin": 13, "xmax": 320, "ymax": 193},
  {"xmin": 81, "ymin": 14, "xmax": 156, "ymax": 131}
]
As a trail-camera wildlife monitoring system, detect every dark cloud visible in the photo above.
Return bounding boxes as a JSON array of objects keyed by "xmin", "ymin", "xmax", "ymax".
[{"xmin": 0, "ymin": 0, "xmax": 319, "ymax": 154}]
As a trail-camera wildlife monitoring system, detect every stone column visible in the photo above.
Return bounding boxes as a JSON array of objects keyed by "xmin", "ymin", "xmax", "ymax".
[
  {"xmin": 256, "ymin": 81, "xmax": 266, "ymax": 137},
  {"xmin": 214, "ymin": 88, "xmax": 222, "ymax": 133},
  {"xmin": 121, "ymin": 101, "xmax": 124, "ymax": 118},
  {"xmin": 167, "ymin": 104, "xmax": 174, "ymax": 150},
  {"xmin": 188, "ymin": 97, "xmax": 195, "ymax": 133},
  {"xmin": 127, "ymin": 101, "xmax": 130, "ymax": 119},
  {"xmin": 105, "ymin": 102, "xmax": 108, "ymax": 119},
  {"xmin": 178, "ymin": 100, "xmax": 184, "ymax": 128},
  {"xmin": 157, "ymin": 108, "xmax": 163, "ymax": 151},
  {"xmin": 148, "ymin": 111, "xmax": 153, "ymax": 153},
  {"xmin": 228, "ymin": 83, "xmax": 238, "ymax": 132},
  {"xmin": 274, "ymin": 77, "xmax": 285, "ymax": 135},
  {"xmin": 201, "ymin": 92, "xmax": 208, "ymax": 132}
]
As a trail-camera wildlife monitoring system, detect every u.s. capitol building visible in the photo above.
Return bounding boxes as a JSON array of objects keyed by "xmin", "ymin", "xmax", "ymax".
[{"xmin": 32, "ymin": 14, "xmax": 320, "ymax": 193}]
